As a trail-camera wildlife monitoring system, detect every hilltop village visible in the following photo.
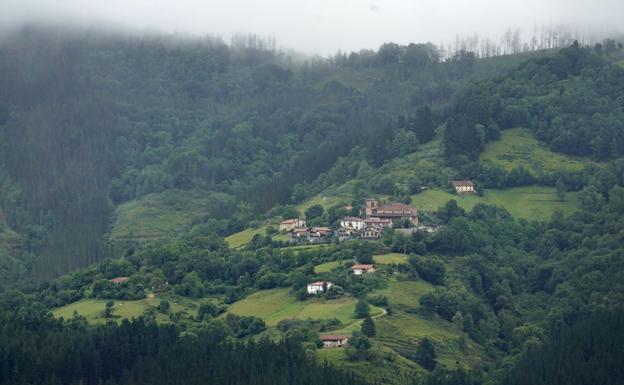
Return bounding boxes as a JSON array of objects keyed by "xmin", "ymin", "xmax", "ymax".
[{"xmin": 280, "ymin": 182, "xmax": 474, "ymax": 244}]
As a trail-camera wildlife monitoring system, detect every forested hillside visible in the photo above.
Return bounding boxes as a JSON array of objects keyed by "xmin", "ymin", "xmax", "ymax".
[
  {"xmin": 1, "ymin": 25, "xmax": 624, "ymax": 385},
  {"xmin": 0, "ymin": 26, "xmax": 542, "ymax": 279}
]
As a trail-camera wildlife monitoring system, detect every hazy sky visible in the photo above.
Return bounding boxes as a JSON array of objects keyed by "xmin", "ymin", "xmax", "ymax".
[{"xmin": 1, "ymin": 0, "xmax": 622, "ymax": 55}]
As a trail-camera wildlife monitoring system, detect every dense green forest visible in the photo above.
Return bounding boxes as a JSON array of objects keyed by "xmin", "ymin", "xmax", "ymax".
[
  {"xmin": 0, "ymin": 26, "xmax": 547, "ymax": 280},
  {"xmin": 1, "ymin": 25, "xmax": 624, "ymax": 385},
  {"xmin": 0, "ymin": 295, "xmax": 366, "ymax": 385}
]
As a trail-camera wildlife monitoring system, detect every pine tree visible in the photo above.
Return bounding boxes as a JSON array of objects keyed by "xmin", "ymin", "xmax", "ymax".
[
  {"xmin": 361, "ymin": 317, "xmax": 376, "ymax": 337},
  {"xmin": 416, "ymin": 337, "xmax": 437, "ymax": 371}
]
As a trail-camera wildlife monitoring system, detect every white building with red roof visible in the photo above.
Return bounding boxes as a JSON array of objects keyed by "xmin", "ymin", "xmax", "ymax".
[{"xmin": 307, "ymin": 281, "xmax": 333, "ymax": 295}]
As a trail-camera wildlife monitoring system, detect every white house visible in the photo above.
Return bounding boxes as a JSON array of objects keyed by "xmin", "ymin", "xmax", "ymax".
[
  {"xmin": 340, "ymin": 216, "xmax": 366, "ymax": 230},
  {"xmin": 319, "ymin": 335, "xmax": 350, "ymax": 348},
  {"xmin": 351, "ymin": 264, "xmax": 375, "ymax": 275},
  {"xmin": 452, "ymin": 180, "xmax": 475, "ymax": 194},
  {"xmin": 307, "ymin": 281, "xmax": 332, "ymax": 295},
  {"xmin": 280, "ymin": 218, "xmax": 306, "ymax": 232}
]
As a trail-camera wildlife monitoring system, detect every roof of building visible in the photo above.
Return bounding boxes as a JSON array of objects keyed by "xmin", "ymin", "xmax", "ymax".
[
  {"xmin": 342, "ymin": 216, "xmax": 364, "ymax": 222},
  {"xmin": 452, "ymin": 180, "xmax": 475, "ymax": 187},
  {"xmin": 281, "ymin": 218, "xmax": 303, "ymax": 224},
  {"xmin": 352, "ymin": 264, "xmax": 374, "ymax": 270},
  {"xmin": 308, "ymin": 281, "xmax": 331, "ymax": 286},
  {"xmin": 378, "ymin": 203, "xmax": 415, "ymax": 212},
  {"xmin": 364, "ymin": 217, "xmax": 392, "ymax": 223},
  {"xmin": 319, "ymin": 335, "xmax": 349, "ymax": 341},
  {"xmin": 311, "ymin": 227, "xmax": 332, "ymax": 232},
  {"xmin": 110, "ymin": 277, "xmax": 130, "ymax": 284}
]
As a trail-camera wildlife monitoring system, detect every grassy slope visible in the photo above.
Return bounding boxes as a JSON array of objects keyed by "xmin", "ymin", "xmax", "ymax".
[
  {"xmin": 225, "ymin": 225, "xmax": 271, "ymax": 248},
  {"xmin": 318, "ymin": 278, "xmax": 486, "ymax": 378},
  {"xmin": 110, "ymin": 190, "xmax": 223, "ymax": 241},
  {"xmin": 481, "ymin": 127, "xmax": 592, "ymax": 173},
  {"xmin": 52, "ymin": 294, "xmax": 202, "ymax": 324},
  {"xmin": 374, "ymin": 253, "xmax": 408, "ymax": 265},
  {"xmin": 411, "ymin": 186, "xmax": 578, "ymax": 221},
  {"xmin": 315, "ymin": 260, "xmax": 349, "ymax": 273},
  {"xmin": 226, "ymin": 287, "xmax": 382, "ymax": 327}
]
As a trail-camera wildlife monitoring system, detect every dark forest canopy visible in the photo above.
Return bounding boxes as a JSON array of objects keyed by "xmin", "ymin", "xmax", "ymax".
[
  {"xmin": 0, "ymin": 302, "xmax": 366, "ymax": 385},
  {"xmin": 444, "ymin": 41, "xmax": 624, "ymax": 164}
]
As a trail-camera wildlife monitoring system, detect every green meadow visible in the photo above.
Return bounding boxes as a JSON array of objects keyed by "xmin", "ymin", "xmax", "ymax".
[
  {"xmin": 225, "ymin": 225, "xmax": 271, "ymax": 248},
  {"xmin": 226, "ymin": 288, "xmax": 382, "ymax": 327},
  {"xmin": 481, "ymin": 127, "xmax": 591, "ymax": 173},
  {"xmin": 110, "ymin": 189, "xmax": 231, "ymax": 242},
  {"xmin": 374, "ymin": 253, "xmax": 409, "ymax": 265},
  {"xmin": 411, "ymin": 186, "xmax": 578, "ymax": 221},
  {"xmin": 52, "ymin": 294, "xmax": 201, "ymax": 324}
]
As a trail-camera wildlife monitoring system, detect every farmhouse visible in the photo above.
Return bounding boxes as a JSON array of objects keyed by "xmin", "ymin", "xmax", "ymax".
[
  {"xmin": 110, "ymin": 277, "xmax": 129, "ymax": 284},
  {"xmin": 319, "ymin": 335, "xmax": 350, "ymax": 348},
  {"xmin": 280, "ymin": 218, "xmax": 306, "ymax": 231},
  {"xmin": 340, "ymin": 216, "xmax": 366, "ymax": 230},
  {"xmin": 365, "ymin": 198, "xmax": 418, "ymax": 225},
  {"xmin": 352, "ymin": 264, "xmax": 375, "ymax": 275},
  {"xmin": 307, "ymin": 281, "xmax": 333, "ymax": 294},
  {"xmin": 452, "ymin": 180, "xmax": 475, "ymax": 194}
]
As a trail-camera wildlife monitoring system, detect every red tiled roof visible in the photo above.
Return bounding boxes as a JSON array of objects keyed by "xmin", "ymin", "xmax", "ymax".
[
  {"xmin": 452, "ymin": 180, "xmax": 474, "ymax": 187},
  {"xmin": 110, "ymin": 277, "xmax": 130, "ymax": 284},
  {"xmin": 378, "ymin": 203, "xmax": 414, "ymax": 211},
  {"xmin": 342, "ymin": 216, "xmax": 364, "ymax": 222},
  {"xmin": 352, "ymin": 264, "xmax": 374, "ymax": 270},
  {"xmin": 308, "ymin": 281, "xmax": 330, "ymax": 286},
  {"xmin": 319, "ymin": 335, "xmax": 349, "ymax": 341}
]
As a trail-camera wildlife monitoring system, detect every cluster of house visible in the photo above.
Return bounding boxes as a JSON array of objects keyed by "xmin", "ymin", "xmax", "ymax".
[
  {"xmin": 337, "ymin": 198, "xmax": 418, "ymax": 241},
  {"xmin": 279, "ymin": 198, "xmax": 421, "ymax": 243},
  {"xmin": 280, "ymin": 184, "xmax": 474, "ymax": 243},
  {"xmin": 279, "ymin": 219, "xmax": 333, "ymax": 243}
]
